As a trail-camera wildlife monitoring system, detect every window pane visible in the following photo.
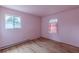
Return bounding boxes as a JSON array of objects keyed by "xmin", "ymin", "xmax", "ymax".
[
  {"xmin": 13, "ymin": 16, "xmax": 21, "ymax": 28},
  {"xmin": 5, "ymin": 15, "xmax": 21, "ymax": 29},
  {"xmin": 5, "ymin": 15, "xmax": 14, "ymax": 29},
  {"xmin": 48, "ymin": 19, "xmax": 58, "ymax": 33}
]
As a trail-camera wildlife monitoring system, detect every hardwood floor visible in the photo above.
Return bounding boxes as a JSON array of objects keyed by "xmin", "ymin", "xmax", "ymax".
[{"xmin": 1, "ymin": 37, "xmax": 79, "ymax": 53}]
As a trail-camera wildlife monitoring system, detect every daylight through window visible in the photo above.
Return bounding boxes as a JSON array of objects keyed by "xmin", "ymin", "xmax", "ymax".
[{"xmin": 5, "ymin": 15, "xmax": 21, "ymax": 29}]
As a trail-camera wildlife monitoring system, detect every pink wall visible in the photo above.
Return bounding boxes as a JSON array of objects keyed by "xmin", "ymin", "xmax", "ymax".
[
  {"xmin": 0, "ymin": 7, "xmax": 41, "ymax": 48},
  {"xmin": 0, "ymin": 7, "xmax": 3, "ymax": 46},
  {"xmin": 41, "ymin": 8, "xmax": 79, "ymax": 47}
]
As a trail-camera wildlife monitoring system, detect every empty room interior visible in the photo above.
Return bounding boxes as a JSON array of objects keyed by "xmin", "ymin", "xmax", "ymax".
[{"xmin": 0, "ymin": 5, "xmax": 79, "ymax": 53}]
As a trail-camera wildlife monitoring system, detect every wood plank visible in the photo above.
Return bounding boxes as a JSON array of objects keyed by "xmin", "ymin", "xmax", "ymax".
[{"xmin": 1, "ymin": 37, "xmax": 79, "ymax": 53}]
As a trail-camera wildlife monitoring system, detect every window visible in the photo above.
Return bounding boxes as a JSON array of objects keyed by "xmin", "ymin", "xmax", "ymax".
[
  {"xmin": 48, "ymin": 18, "xmax": 58, "ymax": 33},
  {"xmin": 5, "ymin": 15, "xmax": 21, "ymax": 29}
]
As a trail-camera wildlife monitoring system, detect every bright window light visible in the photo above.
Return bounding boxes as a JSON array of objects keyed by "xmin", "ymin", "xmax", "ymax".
[
  {"xmin": 49, "ymin": 18, "xmax": 58, "ymax": 24},
  {"xmin": 48, "ymin": 18, "xmax": 58, "ymax": 33},
  {"xmin": 5, "ymin": 15, "xmax": 21, "ymax": 29}
]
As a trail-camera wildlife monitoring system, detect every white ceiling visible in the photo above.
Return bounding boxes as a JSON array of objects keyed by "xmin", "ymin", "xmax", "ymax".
[{"xmin": 1, "ymin": 5, "xmax": 79, "ymax": 17}]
